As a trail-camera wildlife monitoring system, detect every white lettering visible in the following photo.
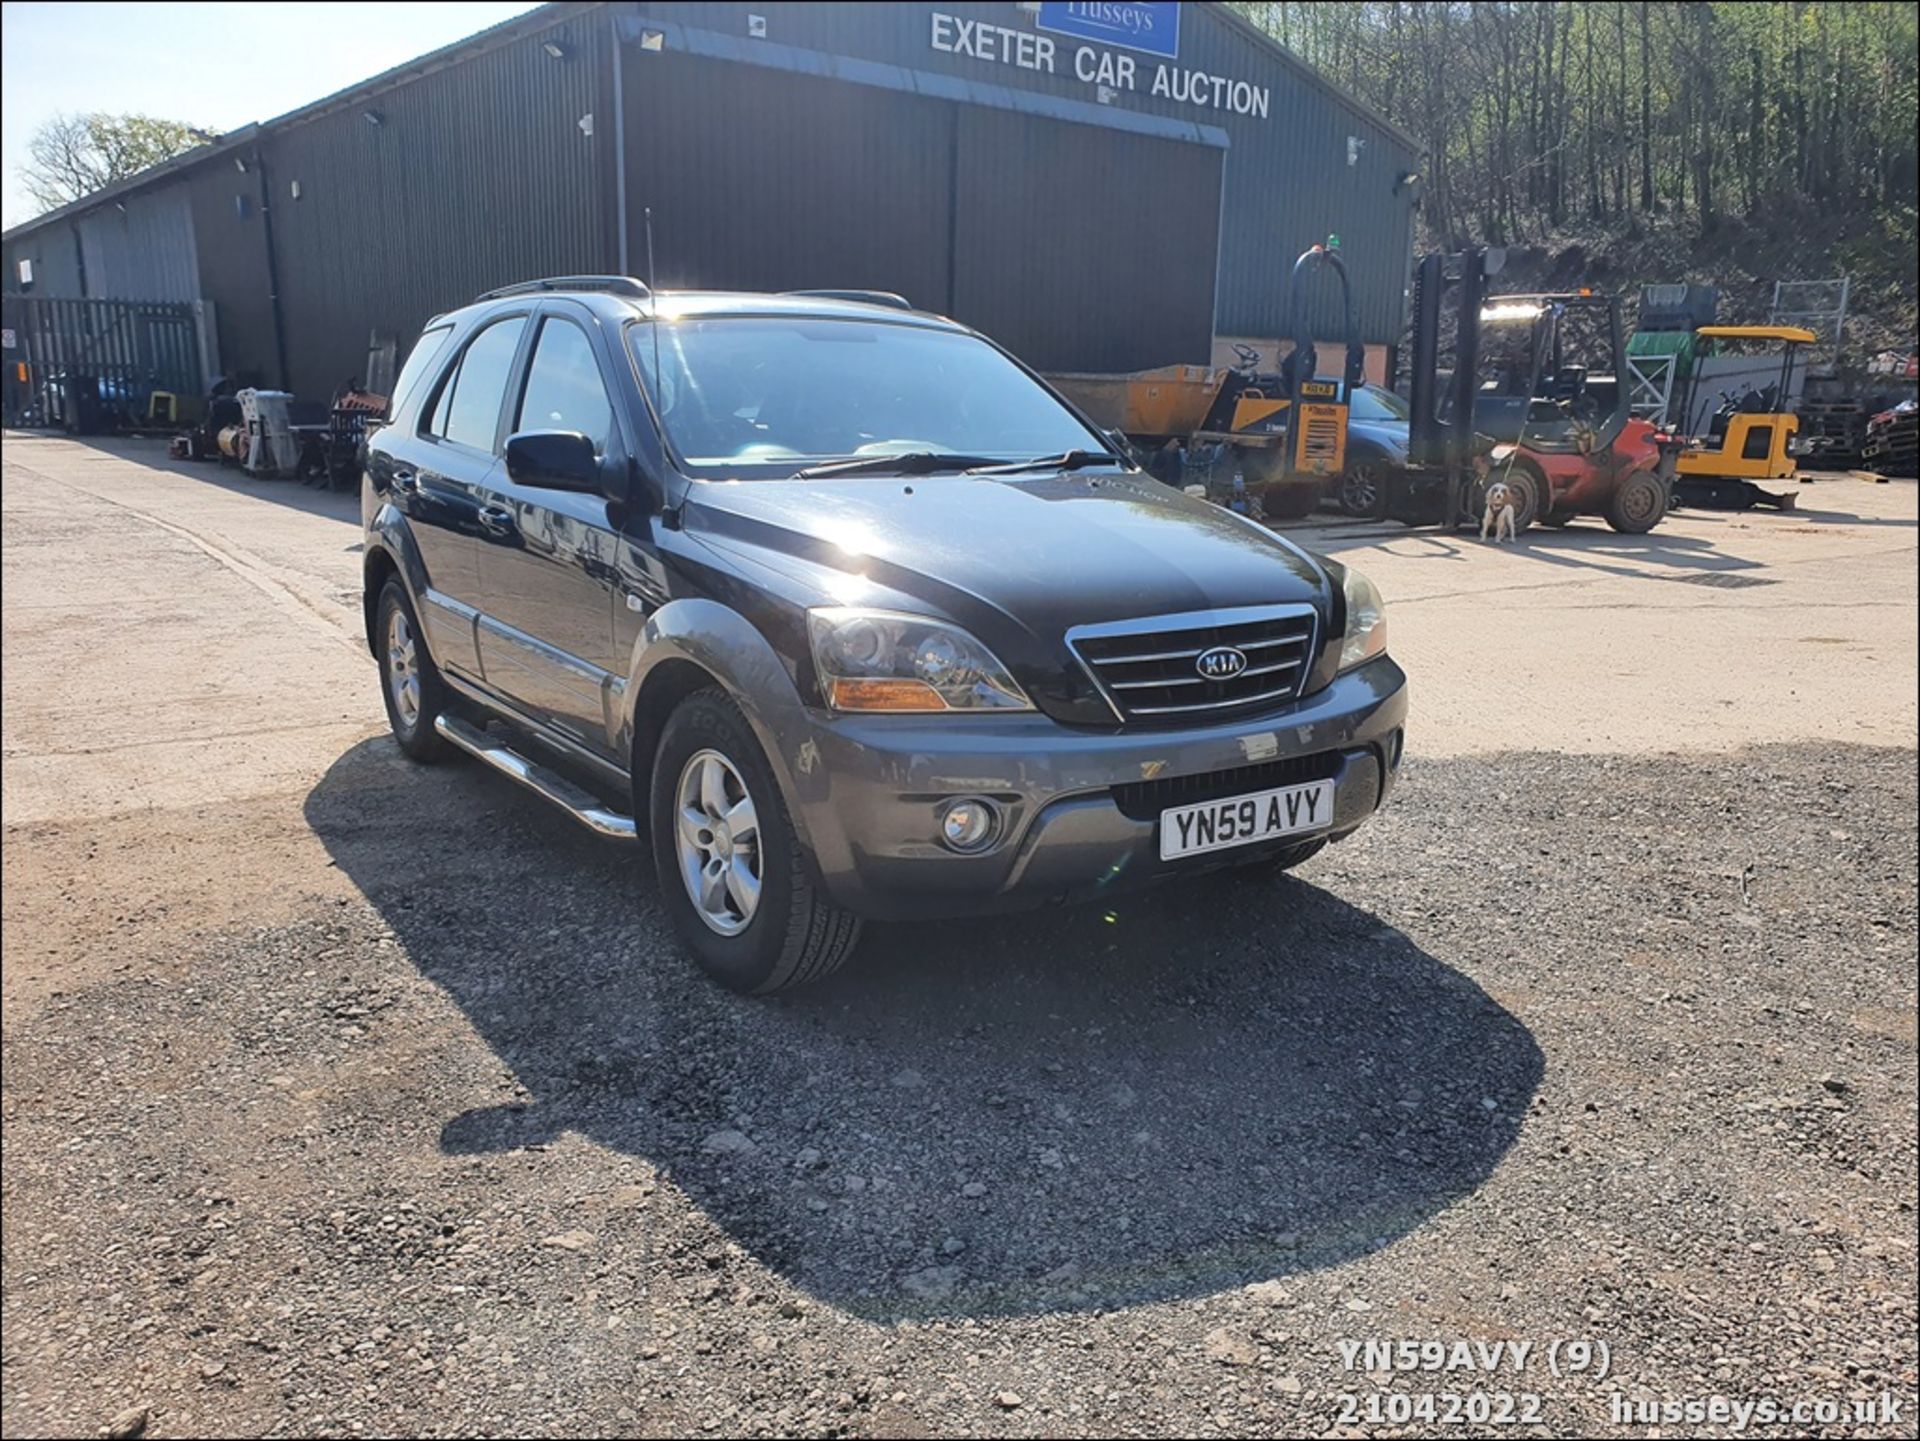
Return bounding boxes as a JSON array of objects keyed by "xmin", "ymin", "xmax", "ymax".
[{"xmin": 933, "ymin": 15, "xmax": 1265, "ymax": 119}]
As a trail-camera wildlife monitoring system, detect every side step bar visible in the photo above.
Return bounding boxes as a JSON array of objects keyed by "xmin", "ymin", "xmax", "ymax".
[{"xmin": 433, "ymin": 714, "xmax": 638, "ymax": 842}]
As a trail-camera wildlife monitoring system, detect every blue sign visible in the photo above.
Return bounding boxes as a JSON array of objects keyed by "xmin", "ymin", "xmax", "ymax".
[{"xmin": 1036, "ymin": 1, "xmax": 1181, "ymax": 60}]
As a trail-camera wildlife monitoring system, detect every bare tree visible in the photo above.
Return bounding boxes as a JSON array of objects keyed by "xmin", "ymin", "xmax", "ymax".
[{"xmin": 18, "ymin": 113, "xmax": 210, "ymax": 214}]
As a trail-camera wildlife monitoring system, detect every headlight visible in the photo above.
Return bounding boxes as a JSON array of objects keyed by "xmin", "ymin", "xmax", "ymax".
[
  {"xmin": 807, "ymin": 608, "xmax": 1032, "ymax": 712},
  {"xmin": 1337, "ymin": 565, "xmax": 1388, "ymax": 671}
]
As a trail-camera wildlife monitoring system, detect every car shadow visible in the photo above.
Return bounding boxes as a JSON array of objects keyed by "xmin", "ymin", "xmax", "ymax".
[{"xmin": 305, "ymin": 737, "xmax": 1543, "ymax": 1321}]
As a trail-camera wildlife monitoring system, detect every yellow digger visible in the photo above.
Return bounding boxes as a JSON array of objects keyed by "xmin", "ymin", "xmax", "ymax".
[{"xmin": 1667, "ymin": 325, "xmax": 1813, "ymax": 510}]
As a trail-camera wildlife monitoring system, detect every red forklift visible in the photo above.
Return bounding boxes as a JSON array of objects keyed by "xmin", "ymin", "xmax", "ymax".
[{"xmin": 1395, "ymin": 248, "xmax": 1676, "ymax": 534}]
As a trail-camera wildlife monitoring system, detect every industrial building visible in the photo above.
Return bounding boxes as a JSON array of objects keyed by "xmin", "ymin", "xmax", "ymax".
[{"xmin": 2, "ymin": 1, "xmax": 1419, "ymax": 411}]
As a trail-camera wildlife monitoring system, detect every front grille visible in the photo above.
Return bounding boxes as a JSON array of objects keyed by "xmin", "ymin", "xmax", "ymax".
[
  {"xmin": 1070, "ymin": 605, "xmax": 1319, "ymax": 724},
  {"xmin": 1112, "ymin": 751, "xmax": 1342, "ymax": 821}
]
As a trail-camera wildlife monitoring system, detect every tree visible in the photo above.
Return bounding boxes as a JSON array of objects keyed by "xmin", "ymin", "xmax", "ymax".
[{"xmin": 18, "ymin": 113, "xmax": 210, "ymax": 214}]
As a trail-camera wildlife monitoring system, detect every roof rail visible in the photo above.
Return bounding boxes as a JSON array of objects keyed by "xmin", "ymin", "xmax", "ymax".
[
  {"xmin": 476, "ymin": 275, "xmax": 651, "ymax": 302},
  {"xmin": 783, "ymin": 289, "xmax": 915, "ymax": 311}
]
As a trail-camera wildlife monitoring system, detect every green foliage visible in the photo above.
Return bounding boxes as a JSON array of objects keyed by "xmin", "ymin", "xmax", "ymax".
[
  {"xmin": 1231, "ymin": 2, "xmax": 1918, "ymax": 245},
  {"xmin": 19, "ymin": 112, "xmax": 210, "ymax": 214}
]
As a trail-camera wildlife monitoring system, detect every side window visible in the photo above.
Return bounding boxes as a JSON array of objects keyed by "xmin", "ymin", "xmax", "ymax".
[
  {"xmin": 516, "ymin": 318, "xmax": 614, "ymax": 454},
  {"xmin": 390, "ymin": 324, "xmax": 453, "ymax": 421},
  {"xmin": 433, "ymin": 316, "xmax": 527, "ymax": 452}
]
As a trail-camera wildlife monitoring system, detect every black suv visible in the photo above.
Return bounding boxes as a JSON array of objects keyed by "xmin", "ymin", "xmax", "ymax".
[{"xmin": 362, "ymin": 278, "xmax": 1406, "ymax": 992}]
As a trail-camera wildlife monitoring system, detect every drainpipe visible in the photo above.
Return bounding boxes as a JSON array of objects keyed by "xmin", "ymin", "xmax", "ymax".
[
  {"xmin": 253, "ymin": 146, "xmax": 292, "ymax": 392},
  {"xmin": 612, "ymin": 9, "xmax": 629, "ymax": 275}
]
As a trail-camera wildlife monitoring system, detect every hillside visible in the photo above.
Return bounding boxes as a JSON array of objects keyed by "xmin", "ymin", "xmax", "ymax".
[{"xmin": 1453, "ymin": 204, "xmax": 1919, "ymax": 364}]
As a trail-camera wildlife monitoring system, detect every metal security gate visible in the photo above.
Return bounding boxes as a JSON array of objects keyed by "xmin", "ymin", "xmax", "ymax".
[{"xmin": 1, "ymin": 296, "xmax": 207, "ymax": 432}]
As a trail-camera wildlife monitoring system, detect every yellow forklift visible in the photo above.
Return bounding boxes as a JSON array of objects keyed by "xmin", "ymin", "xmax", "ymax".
[{"xmin": 1667, "ymin": 325, "xmax": 1814, "ymax": 510}]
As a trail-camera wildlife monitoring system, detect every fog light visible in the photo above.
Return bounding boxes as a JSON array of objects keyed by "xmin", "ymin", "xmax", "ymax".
[{"xmin": 938, "ymin": 797, "xmax": 998, "ymax": 852}]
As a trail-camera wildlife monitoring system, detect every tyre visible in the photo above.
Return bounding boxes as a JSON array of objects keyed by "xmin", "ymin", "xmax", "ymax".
[
  {"xmin": 1604, "ymin": 469, "xmax": 1669, "ymax": 534},
  {"xmin": 376, "ymin": 578, "xmax": 450, "ymax": 762},
  {"xmin": 1541, "ymin": 511, "xmax": 1577, "ymax": 528},
  {"xmin": 649, "ymin": 687, "xmax": 862, "ymax": 993},
  {"xmin": 1239, "ymin": 836, "xmax": 1329, "ymax": 872},
  {"xmin": 1337, "ymin": 458, "xmax": 1392, "ymax": 520}
]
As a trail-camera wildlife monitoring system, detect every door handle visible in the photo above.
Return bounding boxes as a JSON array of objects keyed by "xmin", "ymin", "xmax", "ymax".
[
  {"xmin": 478, "ymin": 503, "xmax": 516, "ymax": 530},
  {"xmin": 390, "ymin": 470, "xmax": 420, "ymax": 495}
]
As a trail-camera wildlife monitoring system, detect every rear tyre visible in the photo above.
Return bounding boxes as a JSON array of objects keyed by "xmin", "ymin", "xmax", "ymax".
[
  {"xmin": 649, "ymin": 688, "xmax": 862, "ymax": 994},
  {"xmin": 376, "ymin": 578, "xmax": 450, "ymax": 763},
  {"xmin": 1604, "ymin": 469, "xmax": 1669, "ymax": 534}
]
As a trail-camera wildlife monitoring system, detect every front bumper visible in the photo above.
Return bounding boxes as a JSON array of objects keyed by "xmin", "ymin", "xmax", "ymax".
[{"xmin": 781, "ymin": 656, "xmax": 1407, "ymax": 921}]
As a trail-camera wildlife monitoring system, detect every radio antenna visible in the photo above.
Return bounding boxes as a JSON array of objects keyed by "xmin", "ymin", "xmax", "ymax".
[{"xmin": 644, "ymin": 206, "xmax": 663, "ymax": 408}]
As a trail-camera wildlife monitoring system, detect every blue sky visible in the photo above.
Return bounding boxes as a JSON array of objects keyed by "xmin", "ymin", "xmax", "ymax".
[{"xmin": 1, "ymin": 1, "xmax": 540, "ymax": 229}]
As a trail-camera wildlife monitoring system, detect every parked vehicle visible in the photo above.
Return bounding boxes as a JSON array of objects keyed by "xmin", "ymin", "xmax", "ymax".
[
  {"xmin": 361, "ymin": 279, "xmax": 1407, "ymax": 993},
  {"xmin": 1332, "ymin": 383, "xmax": 1410, "ymax": 519}
]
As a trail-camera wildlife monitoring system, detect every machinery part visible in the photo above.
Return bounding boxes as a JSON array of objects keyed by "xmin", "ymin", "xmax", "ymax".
[
  {"xmin": 217, "ymin": 424, "xmax": 247, "ymax": 460},
  {"xmin": 1263, "ymin": 483, "xmax": 1321, "ymax": 521},
  {"xmin": 1604, "ymin": 470, "xmax": 1670, "ymax": 534}
]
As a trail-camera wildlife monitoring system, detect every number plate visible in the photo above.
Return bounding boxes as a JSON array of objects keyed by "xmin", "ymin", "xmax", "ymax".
[{"xmin": 1158, "ymin": 779, "xmax": 1335, "ymax": 861}]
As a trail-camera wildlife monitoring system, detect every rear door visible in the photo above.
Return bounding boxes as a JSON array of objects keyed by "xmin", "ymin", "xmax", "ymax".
[
  {"xmin": 396, "ymin": 312, "xmax": 531, "ymax": 676},
  {"xmin": 473, "ymin": 302, "xmax": 624, "ymax": 749}
]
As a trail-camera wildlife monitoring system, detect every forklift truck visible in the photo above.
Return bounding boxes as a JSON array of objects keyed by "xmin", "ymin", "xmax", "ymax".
[{"xmin": 1396, "ymin": 248, "xmax": 1676, "ymax": 534}]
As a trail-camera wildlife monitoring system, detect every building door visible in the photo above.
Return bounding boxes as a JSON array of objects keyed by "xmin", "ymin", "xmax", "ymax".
[{"xmin": 951, "ymin": 109, "xmax": 1223, "ymax": 374}]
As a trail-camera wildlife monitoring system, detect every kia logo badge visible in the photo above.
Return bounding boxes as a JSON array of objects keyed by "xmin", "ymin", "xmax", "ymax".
[{"xmin": 1195, "ymin": 645, "xmax": 1248, "ymax": 680}]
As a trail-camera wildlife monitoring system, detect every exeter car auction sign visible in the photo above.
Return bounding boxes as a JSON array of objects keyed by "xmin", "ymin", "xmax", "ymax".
[{"xmin": 929, "ymin": 10, "xmax": 1271, "ymax": 119}]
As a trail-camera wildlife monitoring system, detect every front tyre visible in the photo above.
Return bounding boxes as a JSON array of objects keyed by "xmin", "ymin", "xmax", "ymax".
[
  {"xmin": 650, "ymin": 688, "xmax": 861, "ymax": 993},
  {"xmin": 376, "ymin": 578, "xmax": 450, "ymax": 762}
]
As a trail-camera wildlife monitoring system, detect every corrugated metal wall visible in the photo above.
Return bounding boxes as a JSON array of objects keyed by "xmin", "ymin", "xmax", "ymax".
[
  {"xmin": 263, "ymin": 10, "xmax": 610, "ymax": 397},
  {"xmin": 624, "ymin": 47, "xmax": 1218, "ymax": 371},
  {"xmin": 3, "ymin": 1, "xmax": 1418, "ymax": 389},
  {"xmin": 181, "ymin": 161, "xmax": 280, "ymax": 386},
  {"xmin": 628, "ymin": 54, "xmax": 953, "ymax": 303},
  {"xmin": 635, "ymin": 1, "xmax": 1419, "ymax": 348},
  {"xmin": 951, "ymin": 107, "xmax": 1219, "ymax": 372},
  {"xmin": 73, "ymin": 191, "xmax": 200, "ymax": 302}
]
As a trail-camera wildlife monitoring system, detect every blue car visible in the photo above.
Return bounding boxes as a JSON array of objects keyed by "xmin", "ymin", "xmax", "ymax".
[{"xmin": 1332, "ymin": 383, "xmax": 1410, "ymax": 519}]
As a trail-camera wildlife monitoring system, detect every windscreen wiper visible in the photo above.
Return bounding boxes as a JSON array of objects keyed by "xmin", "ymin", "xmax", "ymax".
[
  {"xmin": 789, "ymin": 451, "xmax": 1001, "ymax": 480},
  {"xmin": 964, "ymin": 448, "xmax": 1127, "ymax": 476}
]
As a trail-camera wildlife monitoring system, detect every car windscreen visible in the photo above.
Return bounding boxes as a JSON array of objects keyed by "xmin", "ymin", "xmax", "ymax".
[
  {"xmin": 1349, "ymin": 384, "xmax": 1410, "ymax": 423},
  {"xmin": 627, "ymin": 315, "xmax": 1102, "ymax": 476}
]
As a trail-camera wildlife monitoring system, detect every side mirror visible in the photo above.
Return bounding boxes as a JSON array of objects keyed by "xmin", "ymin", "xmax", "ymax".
[{"xmin": 505, "ymin": 430, "xmax": 599, "ymax": 491}]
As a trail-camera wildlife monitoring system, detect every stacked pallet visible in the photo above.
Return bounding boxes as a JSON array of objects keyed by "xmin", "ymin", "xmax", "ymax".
[
  {"xmin": 1797, "ymin": 398, "xmax": 1867, "ymax": 468},
  {"xmin": 1862, "ymin": 405, "xmax": 1918, "ymax": 478}
]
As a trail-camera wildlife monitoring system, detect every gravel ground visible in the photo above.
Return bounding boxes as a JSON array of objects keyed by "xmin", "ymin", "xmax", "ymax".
[{"xmin": 3, "ymin": 741, "xmax": 1913, "ymax": 1438}]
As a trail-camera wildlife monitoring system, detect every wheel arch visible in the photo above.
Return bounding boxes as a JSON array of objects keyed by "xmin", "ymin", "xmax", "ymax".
[{"xmin": 621, "ymin": 599, "xmax": 837, "ymax": 869}]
